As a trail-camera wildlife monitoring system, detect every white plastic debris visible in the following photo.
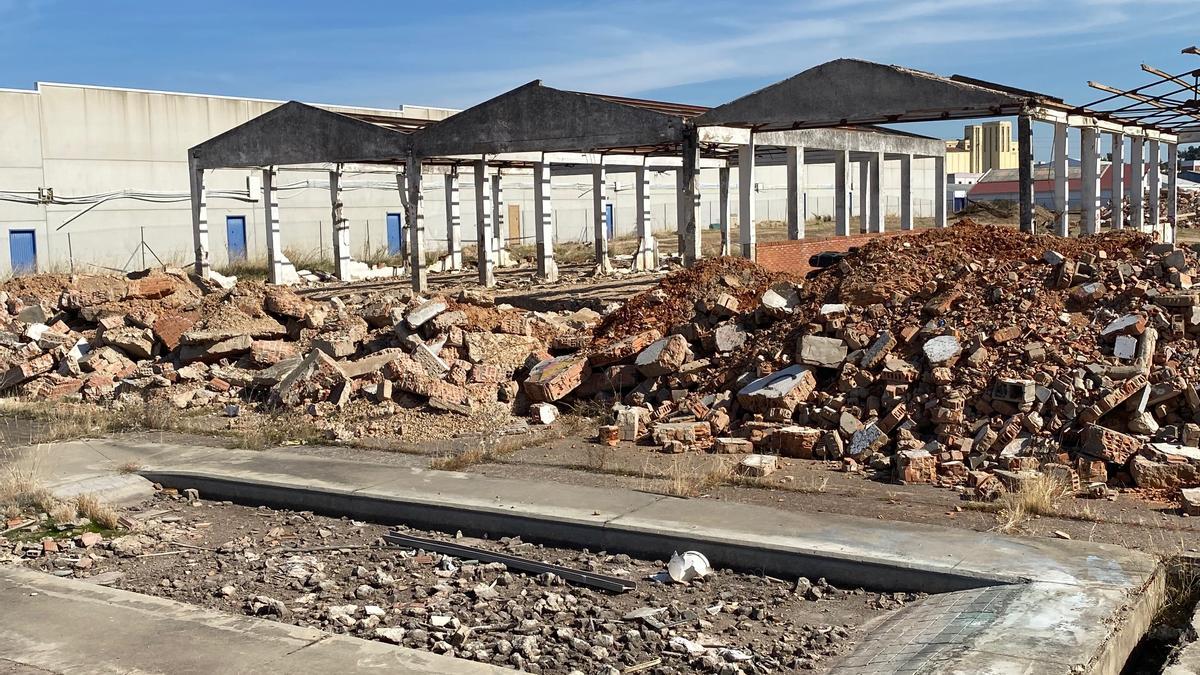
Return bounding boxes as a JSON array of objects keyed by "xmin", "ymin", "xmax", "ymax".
[
  {"xmin": 669, "ymin": 636, "xmax": 707, "ymax": 656},
  {"xmin": 667, "ymin": 550, "xmax": 711, "ymax": 583},
  {"xmin": 720, "ymin": 648, "xmax": 753, "ymax": 662}
]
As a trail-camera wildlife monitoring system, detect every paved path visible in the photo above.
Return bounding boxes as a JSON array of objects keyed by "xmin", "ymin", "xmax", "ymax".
[
  {"xmin": 7, "ymin": 436, "xmax": 1168, "ymax": 674},
  {"xmin": 0, "ymin": 566, "xmax": 507, "ymax": 674}
]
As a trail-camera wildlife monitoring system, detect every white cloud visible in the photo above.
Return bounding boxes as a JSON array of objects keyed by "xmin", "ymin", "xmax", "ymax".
[{"xmin": 307, "ymin": 0, "xmax": 1194, "ymax": 109}]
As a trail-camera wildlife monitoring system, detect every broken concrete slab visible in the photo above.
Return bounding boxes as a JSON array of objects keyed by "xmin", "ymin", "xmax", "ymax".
[
  {"xmin": 635, "ymin": 335, "xmax": 691, "ymax": 377},
  {"xmin": 736, "ymin": 365, "xmax": 817, "ymax": 414},
  {"xmin": 405, "ymin": 299, "xmax": 447, "ymax": 329},
  {"xmin": 798, "ymin": 335, "xmax": 848, "ymax": 368}
]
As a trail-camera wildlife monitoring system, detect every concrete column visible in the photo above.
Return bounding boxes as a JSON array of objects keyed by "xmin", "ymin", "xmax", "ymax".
[
  {"xmin": 1017, "ymin": 115, "xmax": 1035, "ymax": 233},
  {"xmin": 491, "ymin": 173, "xmax": 508, "ymax": 267},
  {"xmin": 738, "ymin": 141, "xmax": 756, "ymax": 259},
  {"xmin": 1110, "ymin": 132, "xmax": 1125, "ymax": 230},
  {"xmin": 869, "ymin": 151, "xmax": 884, "ymax": 233},
  {"xmin": 592, "ymin": 166, "xmax": 612, "ymax": 273},
  {"xmin": 262, "ymin": 167, "xmax": 296, "ymax": 285},
  {"xmin": 718, "ymin": 167, "xmax": 731, "ymax": 256},
  {"xmin": 1131, "ymin": 136, "xmax": 1145, "ymax": 231},
  {"xmin": 1080, "ymin": 127, "xmax": 1100, "ymax": 235},
  {"xmin": 473, "ymin": 160, "xmax": 495, "ymax": 287},
  {"xmin": 677, "ymin": 129, "xmax": 702, "ymax": 266},
  {"xmin": 899, "ymin": 154, "xmax": 913, "ymax": 231},
  {"xmin": 329, "ymin": 166, "xmax": 352, "ymax": 280},
  {"xmin": 533, "ymin": 161, "xmax": 557, "ymax": 282},
  {"xmin": 1052, "ymin": 122, "xmax": 1070, "ymax": 236},
  {"xmin": 786, "ymin": 146, "xmax": 805, "ymax": 239},
  {"xmin": 835, "ymin": 151, "xmax": 851, "ymax": 236},
  {"xmin": 404, "ymin": 157, "xmax": 427, "ymax": 293},
  {"xmin": 933, "ymin": 155, "xmax": 947, "ymax": 228},
  {"xmin": 634, "ymin": 165, "xmax": 656, "ymax": 270},
  {"xmin": 189, "ymin": 163, "xmax": 210, "ymax": 278},
  {"xmin": 857, "ymin": 159, "xmax": 869, "ymax": 233},
  {"xmin": 1149, "ymin": 139, "xmax": 1161, "ymax": 233},
  {"xmin": 444, "ymin": 168, "xmax": 462, "ymax": 271},
  {"xmin": 1167, "ymin": 142, "xmax": 1179, "ymax": 244}
]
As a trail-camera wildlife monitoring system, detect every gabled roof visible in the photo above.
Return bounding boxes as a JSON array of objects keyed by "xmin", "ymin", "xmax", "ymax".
[
  {"xmin": 695, "ymin": 59, "xmax": 1038, "ymax": 130},
  {"xmin": 411, "ymin": 81, "xmax": 689, "ymax": 157},
  {"xmin": 190, "ymin": 101, "xmax": 412, "ymax": 169}
]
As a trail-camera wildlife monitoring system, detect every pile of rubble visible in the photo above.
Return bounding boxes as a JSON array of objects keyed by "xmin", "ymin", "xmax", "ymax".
[
  {"xmin": 1100, "ymin": 188, "xmax": 1199, "ymax": 229},
  {"xmin": 0, "ymin": 268, "xmax": 599, "ymax": 440},
  {"xmin": 14, "ymin": 495, "xmax": 892, "ymax": 673},
  {"xmin": 522, "ymin": 221, "xmax": 1200, "ymax": 513},
  {"xmin": 1174, "ymin": 188, "xmax": 1200, "ymax": 229}
]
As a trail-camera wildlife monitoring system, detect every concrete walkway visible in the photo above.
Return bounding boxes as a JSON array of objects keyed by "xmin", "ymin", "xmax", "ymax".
[
  {"xmin": 7, "ymin": 437, "xmax": 1167, "ymax": 674},
  {"xmin": 0, "ymin": 566, "xmax": 507, "ymax": 674}
]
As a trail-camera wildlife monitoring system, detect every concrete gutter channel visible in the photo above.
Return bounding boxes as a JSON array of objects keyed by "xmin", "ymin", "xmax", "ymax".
[{"xmin": 1, "ymin": 440, "xmax": 1170, "ymax": 673}]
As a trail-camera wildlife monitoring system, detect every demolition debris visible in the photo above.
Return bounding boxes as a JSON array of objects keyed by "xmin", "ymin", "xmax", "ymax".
[
  {"xmin": 559, "ymin": 221, "xmax": 1200, "ymax": 514},
  {"xmin": 4, "ymin": 219, "xmax": 1200, "ymax": 514}
]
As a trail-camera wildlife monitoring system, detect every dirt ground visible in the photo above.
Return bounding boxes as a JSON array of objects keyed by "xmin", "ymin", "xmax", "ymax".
[{"xmin": 14, "ymin": 494, "xmax": 906, "ymax": 674}]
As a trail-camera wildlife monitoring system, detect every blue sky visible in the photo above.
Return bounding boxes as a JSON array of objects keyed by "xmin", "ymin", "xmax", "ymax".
[{"xmin": 1, "ymin": 0, "xmax": 1198, "ymax": 156}]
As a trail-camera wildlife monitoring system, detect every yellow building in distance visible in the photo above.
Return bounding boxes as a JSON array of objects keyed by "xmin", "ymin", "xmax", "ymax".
[{"xmin": 945, "ymin": 121, "xmax": 1019, "ymax": 173}]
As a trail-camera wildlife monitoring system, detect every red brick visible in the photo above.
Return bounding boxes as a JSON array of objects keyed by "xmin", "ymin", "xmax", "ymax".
[
  {"xmin": 153, "ymin": 313, "xmax": 196, "ymax": 351},
  {"xmin": 754, "ymin": 231, "xmax": 907, "ymax": 276},
  {"xmin": 524, "ymin": 355, "xmax": 589, "ymax": 402}
]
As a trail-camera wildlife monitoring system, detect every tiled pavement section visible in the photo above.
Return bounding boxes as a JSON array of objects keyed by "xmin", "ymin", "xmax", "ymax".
[{"xmin": 833, "ymin": 586, "xmax": 1020, "ymax": 674}]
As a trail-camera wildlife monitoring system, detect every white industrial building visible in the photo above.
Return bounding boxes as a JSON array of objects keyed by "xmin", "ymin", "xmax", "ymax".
[{"xmin": 0, "ymin": 81, "xmax": 938, "ymax": 276}]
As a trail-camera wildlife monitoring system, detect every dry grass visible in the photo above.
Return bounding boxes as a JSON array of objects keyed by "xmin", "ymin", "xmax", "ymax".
[
  {"xmin": 47, "ymin": 501, "xmax": 76, "ymax": 524},
  {"xmin": 427, "ymin": 419, "xmax": 583, "ymax": 472},
  {"xmin": 216, "ymin": 247, "xmax": 340, "ymax": 280},
  {"xmin": 73, "ymin": 493, "xmax": 119, "ymax": 529},
  {"xmin": 0, "ymin": 398, "xmax": 328, "ymax": 451},
  {"xmin": 0, "ymin": 447, "xmax": 58, "ymax": 515},
  {"xmin": 429, "ymin": 447, "xmax": 489, "ymax": 472},
  {"xmin": 657, "ymin": 455, "xmax": 735, "ymax": 498},
  {"xmin": 965, "ymin": 473, "xmax": 1077, "ymax": 533},
  {"xmin": 116, "ymin": 461, "xmax": 142, "ymax": 475}
]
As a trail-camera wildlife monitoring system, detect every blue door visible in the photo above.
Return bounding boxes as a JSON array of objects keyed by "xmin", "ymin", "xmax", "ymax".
[
  {"xmin": 605, "ymin": 203, "xmax": 614, "ymax": 239},
  {"xmin": 226, "ymin": 216, "xmax": 247, "ymax": 261},
  {"xmin": 8, "ymin": 230, "xmax": 36, "ymax": 274},
  {"xmin": 386, "ymin": 213, "xmax": 404, "ymax": 256}
]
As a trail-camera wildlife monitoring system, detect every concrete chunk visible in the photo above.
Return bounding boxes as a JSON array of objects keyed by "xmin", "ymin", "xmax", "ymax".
[
  {"xmin": 798, "ymin": 335, "xmax": 847, "ymax": 368},
  {"xmin": 922, "ymin": 335, "xmax": 961, "ymax": 365},
  {"xmin": 270, "ymin": 349, "xmax": 348, "ymax": 406},
  {"xmin": 635, "ymin": 335, "xmax": 691, "ymax": 377},
  {"xmin": 737, "ymin": 454, "xmax": 777, "ymax": 477},
  {"xmin": 405, "ymin": 300, "xmax": 447, "ymax": 329},
  {"xmin": 736, "ymin": 365, "xmax": 816, "ymax": 414}
]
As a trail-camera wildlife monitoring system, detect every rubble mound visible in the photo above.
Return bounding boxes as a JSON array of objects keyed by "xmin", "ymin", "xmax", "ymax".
[
  {"xmin": 559, "ymin": 220, "xmax": 1200, "ymax": 510},
  {"xmin": 818, "ymin": 219, "xmax": 1152, "ymax": 305},
  {"xmin": 594, "ymin": 257, "xmax": 795, "ymax": 345},
  {"xmin": 0, "ymin": 268, "xmax": 596, "ymax": 443}
]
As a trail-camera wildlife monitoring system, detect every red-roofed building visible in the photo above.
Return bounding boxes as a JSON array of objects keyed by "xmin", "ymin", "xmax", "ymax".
[{"xmin": 966, "ymin": 163, "xmax": 1149, "ymax": 208}]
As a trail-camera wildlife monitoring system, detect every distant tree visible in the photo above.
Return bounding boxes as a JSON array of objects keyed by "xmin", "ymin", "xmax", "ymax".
[{"xmin": 1183, "ymin": 145, "xmax": 1200, "ymax": 161}]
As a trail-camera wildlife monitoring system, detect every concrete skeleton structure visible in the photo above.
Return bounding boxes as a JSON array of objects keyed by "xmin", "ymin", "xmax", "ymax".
[
  {"xmin": 190, "ymin": 66, "xmax": 948, "ymax": 292},
  {"xmin": 191, "ymin": 58, "xmax": 1187, "ymax": 292}
]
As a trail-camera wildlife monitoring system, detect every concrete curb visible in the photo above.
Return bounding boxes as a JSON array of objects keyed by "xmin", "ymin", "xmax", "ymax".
[
  {"xmin": 14, "ymin": 438, "xmax": 1168, "ymax": 674},
  {"xmin": 142, "ymin": 469, "xmax": 1008, "ymax": 594}
]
